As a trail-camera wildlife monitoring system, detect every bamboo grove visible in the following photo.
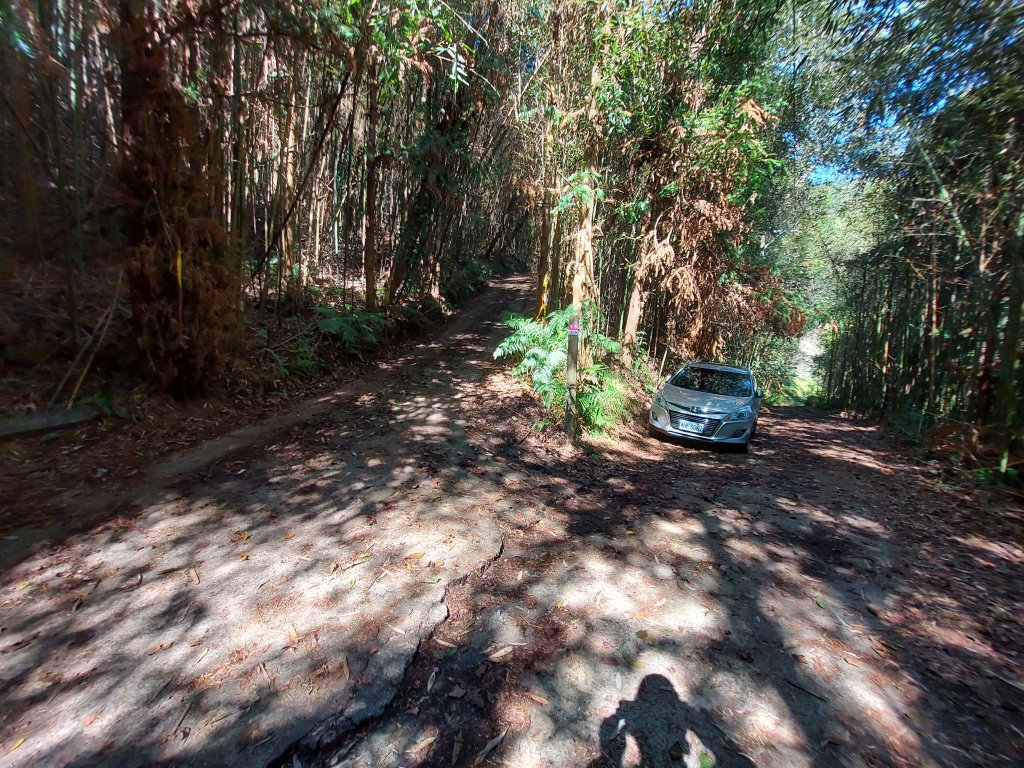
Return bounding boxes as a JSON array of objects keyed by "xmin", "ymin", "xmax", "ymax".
[
  {"xmin": 0, "ymin": 0, "xmax": 1021, "ymax": 471},
  {"xmin": 809, "ymin": 0, "xmax": 1024, "ymax": 473},
  {"xmin": 0, "ymin": 0, "xmax": 804, "ymax": 393},
  {"xmin": 1, "ymin": 0, "xmax": 541, "ymax": 396}
]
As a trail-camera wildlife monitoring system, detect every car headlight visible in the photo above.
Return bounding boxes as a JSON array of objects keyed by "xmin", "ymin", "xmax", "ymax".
[
  {"xmin": 726, "ymin": 406, "xmax": 753, "ymax": 421},
  {"xmin": 654, "ymin": 394, "xmax": 668, "ymax": 408}
]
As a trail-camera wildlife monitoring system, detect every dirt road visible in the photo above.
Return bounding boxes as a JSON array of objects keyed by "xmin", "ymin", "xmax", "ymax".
[{"xmin": 1, "ymin": 276, "xmax": 1021, "ymax": 768}]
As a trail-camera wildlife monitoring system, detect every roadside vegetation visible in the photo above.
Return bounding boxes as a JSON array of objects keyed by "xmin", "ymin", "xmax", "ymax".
[
  {"xmin": 0, "ymin": 0, "xmax": 1020, "ymax": 480},
  {"xmin": 1, "ymin": 4, "xmax": 1022, "ymax": 766}
]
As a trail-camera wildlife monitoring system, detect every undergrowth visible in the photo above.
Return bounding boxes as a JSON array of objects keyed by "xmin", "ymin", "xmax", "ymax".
[
  {"xmin": 494, "ymin": 304, "xmax": 627, "ymax": 434},
  {"xmin": 259, "ymin": 301, "xmax": 438, "ymax": 387},
  {"xmin": 315, "ymin": 307, "xmax": 389, "ymax": 360},
  {"xmin": 776, "ymin": 375, "xmax": 822, "ymax": 406}
]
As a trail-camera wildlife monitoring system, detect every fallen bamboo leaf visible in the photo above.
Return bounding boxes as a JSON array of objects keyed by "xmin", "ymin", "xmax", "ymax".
[
  {"xmin": 121, "ymin": 573, "xmax": 144, "ymax": 590},
  {"xmin": 83, "ymin": 715, "xmax": 98, "ymax": 726},
  {"xmin": 15, "ymin": 582, "xmax": 30, "ymax": 591},
  {"xmin": 340, "ymin": 656, "xmax": 350, "ymax": 681},
  {"xmin": 284, "ymin": 533, "xmax": 295, "ymax": 540},
  {"xmin": 427, "ymin": 667, "xmax": 437, "ymax": 692},
  {"xmin": 452, "ymin": 731, "xmax": 464, "ymax": 766},
  {"xmin": 147, "ymin": 641, "xmax": 174, "ymax": 656},
  {"xmin": 175, "ymin": 700, "xmax": 192, "ymax": 733},
  {"xmin": 787, "ymin": 679, "xmax": 827, "ymax": 702},
  {"xmin": 388, "ymin": 624, "xmax": 406, "ymax": 636},
  {"xmin": 488, "ymin": 646, "xmax": 513, "ymax": 661},
  {"xmin": 7, "ymin": 737, "xmax": 25, "ymax": 753},
  {"xmin": 189, "ymin": 568, "xmax": 200, "ymax": 585},
  {"xmin": 815, "ymin": 597, "xmax": 826, "ymax": 609},
  {"xmin": 284, "ymin": 624, "xmax": 300, "ymax": 649},
  {"xmin": 526, "ymin": 692, "xmax": 549, "ymax": 705},
  {"xmin": 239, "ymin": 553, "xmax": 249, "ymax": 561},
  {"xmin": 473, "ymin": 728, "xmax": 508, "ymax": 765},
  {"xmin": 435, "ymin": 638, "xmax": 456, "ymax": 648},
  {"xmin": 0, "ymin": 632, "xmax": 40, "ymax": 654},
  {"xmin": 408, "ymin": 736, "xmax": 436, "ymax": 753},
  {"xmin": 407, "ymin": 552, "xmax": 425, "ymax": 560}
]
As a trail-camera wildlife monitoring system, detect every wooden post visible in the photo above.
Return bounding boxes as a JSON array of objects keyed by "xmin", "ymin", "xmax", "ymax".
[{"xmin": 566, "ymin": 316, "xmax": 580, "ymax": 437}]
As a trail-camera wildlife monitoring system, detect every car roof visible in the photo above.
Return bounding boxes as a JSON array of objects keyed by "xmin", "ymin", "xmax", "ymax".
[{"xmin": 687, "ymin": 362, "xmax": 752, "ymax": 375}]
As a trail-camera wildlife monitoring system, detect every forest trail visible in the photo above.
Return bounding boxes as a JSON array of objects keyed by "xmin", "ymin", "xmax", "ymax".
[{"xmin": 1, "ymin": 276, "xmax": 1021, "ymax": 768}]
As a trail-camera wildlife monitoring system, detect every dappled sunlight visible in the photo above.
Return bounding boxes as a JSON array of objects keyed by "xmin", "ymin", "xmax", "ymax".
[
  {"xmin": 1, "ymin": 466, "xmax": 491, "ymax": 762},
  {"xmin": 2, "ymin": 287, "xmax": 1020, "ymax": 768},
  {"xmin": 953, "ymin": 534, "xmax": 1024, "ymax": 565},
  {"xmin": 0, "ymin": 284, "xmax": 534, "ymax": 767},
  {"xmin": 448, "ymin": 399, "xmax": 1004, "ymax": 767}
]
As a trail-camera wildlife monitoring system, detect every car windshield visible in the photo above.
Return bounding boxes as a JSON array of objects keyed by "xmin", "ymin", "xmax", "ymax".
[{"xmin": 670, "ymin": 367, "xmax": 752, "ymax": 397}]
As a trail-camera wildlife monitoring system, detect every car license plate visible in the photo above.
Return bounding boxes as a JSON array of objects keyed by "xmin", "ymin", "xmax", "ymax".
[{"xmin": 678, "ymin": 420, "xmax": 704, "ymax": 434}]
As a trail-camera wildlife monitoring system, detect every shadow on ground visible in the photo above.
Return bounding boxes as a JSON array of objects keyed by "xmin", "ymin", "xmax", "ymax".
[
  {"xmin": 590, "ymin": 674, "xmax": 755, "ymax": 768},
  {"xmin": 1, "ymin": 275, "xmax": 1021, "ymax": 768},
  {"xmin": 302, "ymin": 398, "xmax": 1021, "ymax": 768}
]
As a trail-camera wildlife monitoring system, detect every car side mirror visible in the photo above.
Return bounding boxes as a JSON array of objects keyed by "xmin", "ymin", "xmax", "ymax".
[{"xmin": 756, "ymin": 388, "xmax": 764, "ymax": 398}]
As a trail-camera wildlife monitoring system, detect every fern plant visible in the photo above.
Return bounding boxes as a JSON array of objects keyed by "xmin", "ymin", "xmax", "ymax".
[
  {"xmin": 494, "ymin": 303, "xmax": 626, "ymax": 434},
  {"xmin": 315, "ymin": 307, "xmax": 388, "ymax": 360}
]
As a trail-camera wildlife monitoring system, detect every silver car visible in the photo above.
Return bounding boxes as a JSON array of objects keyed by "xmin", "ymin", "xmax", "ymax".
[{"xmin": 649, "ymin": 362, "xmax": 763, "ymax": 451}]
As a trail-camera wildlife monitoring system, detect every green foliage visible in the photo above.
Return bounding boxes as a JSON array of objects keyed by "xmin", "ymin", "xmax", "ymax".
[
  {"xmin": 78, "ymin": 393, "xmax": 114, "ymax": 416},
  {"xmin": 443, "ymin": 258, "xmax": 493, "ymax": 304},
  {"xmin": 555, "ymin": 171, "xmax": 606, "ymax": 214},
  {"xmin": 261, "ymin": 333, "xmax": 322, "ymax": 381},
  {"xmin": 494, "ymin": 305, "xmax": 626, "ymax": 434},
  {"xmin": 394, "ymin": 303, "xmax": 433, "ymax": 329},
  {"xmin": 577, "ymin": 363, "xmax": 628, "ymax": 432},
  {"xmin": 618, "ymin": 198, "xmax": 650, "ymax": 223},
  {"xmin": 974, "ymin": 466, "xmax": 1020, "ymax": 486},
  {"xmin": 778, "ymin": 376, "xmax": 822, "ymax": 406},
  {"xmin": 315, "ymin": 306, "xmax": 388, "ymax": 360}
]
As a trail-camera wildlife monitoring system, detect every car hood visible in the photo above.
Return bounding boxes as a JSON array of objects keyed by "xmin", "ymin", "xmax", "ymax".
[{"xmin": 659, "ymin": 384, "xmax": 750, "ymax": 414}]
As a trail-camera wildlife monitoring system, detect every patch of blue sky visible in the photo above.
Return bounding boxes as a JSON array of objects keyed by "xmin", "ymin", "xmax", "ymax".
[{"xmin": 807, "ymin": 164, "xmax": 854, "ymax": 185}]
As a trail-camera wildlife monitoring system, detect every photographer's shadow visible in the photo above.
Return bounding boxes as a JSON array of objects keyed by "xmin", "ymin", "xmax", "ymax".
[{"xmin": 590, "ymin": 674, "xmax": 756, "ymax": 768}]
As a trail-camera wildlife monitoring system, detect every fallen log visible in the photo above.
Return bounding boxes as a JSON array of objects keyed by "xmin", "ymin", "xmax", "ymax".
[{"xmin": 0, "ymin": 406, "xmax": 100, "ymax": 441}]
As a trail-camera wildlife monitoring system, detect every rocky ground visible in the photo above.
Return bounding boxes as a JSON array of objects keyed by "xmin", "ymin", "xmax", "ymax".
[{"xmin": 0, "ymin": 276, "xmax": 1021, "ymax": 768}]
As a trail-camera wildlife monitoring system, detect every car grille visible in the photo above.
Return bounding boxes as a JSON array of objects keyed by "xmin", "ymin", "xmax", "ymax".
[{"xmin": 669, "ymin": 410, "xmax": 722, "ymax": 436}]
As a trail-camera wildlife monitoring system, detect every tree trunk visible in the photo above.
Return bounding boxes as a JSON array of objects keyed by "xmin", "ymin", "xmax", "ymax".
[
  {"xmin": 363, "ymin": 53, "xmax": 381, "ymax": 311},
  {"xmin": 996, "ymin": 222, "xmax": 1023, "ymax": 471},
  {"xmin": 621, "ymin": 274, "xmax": 645, "ymax": 368}
]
